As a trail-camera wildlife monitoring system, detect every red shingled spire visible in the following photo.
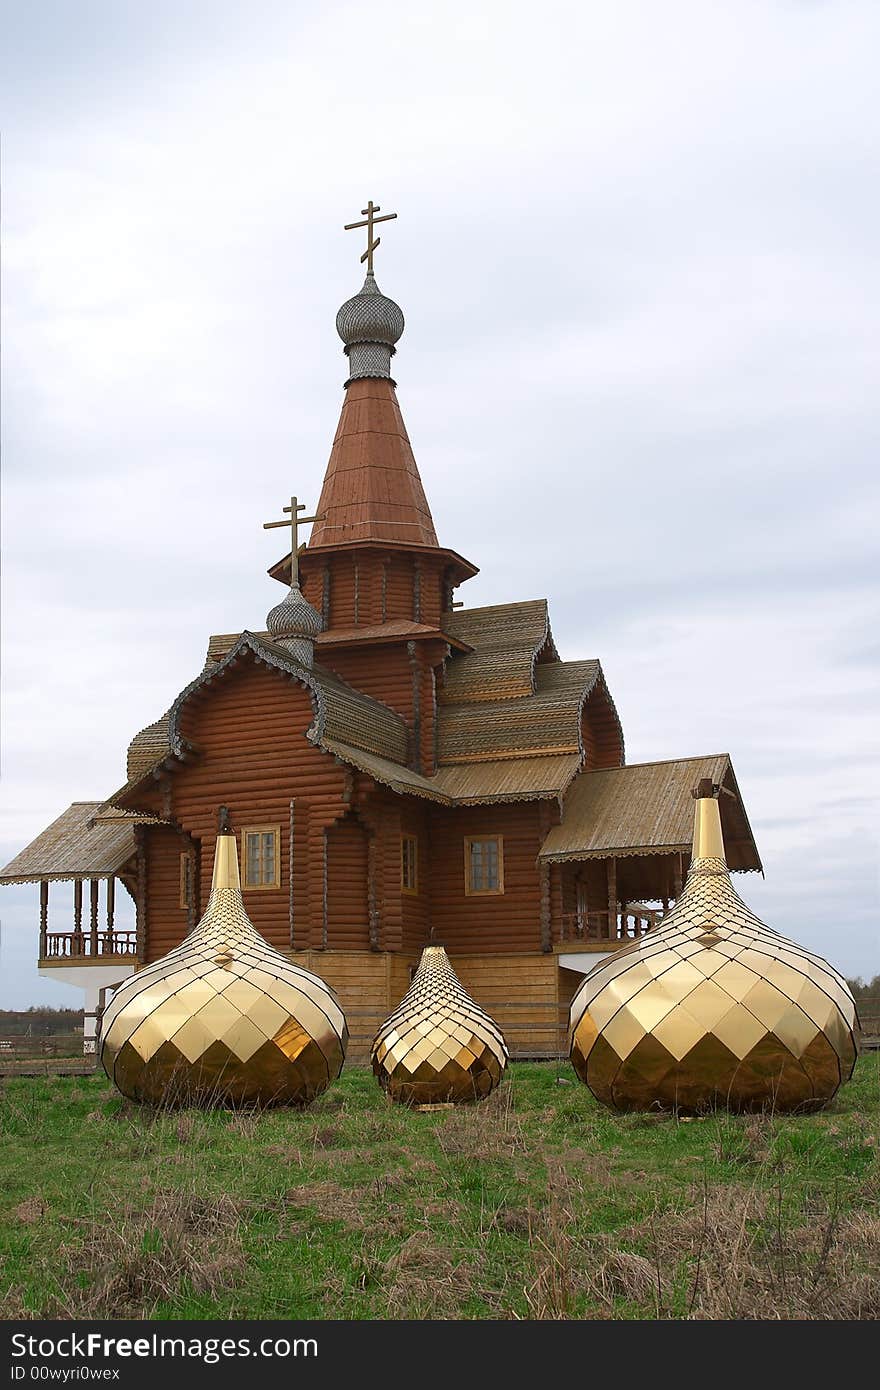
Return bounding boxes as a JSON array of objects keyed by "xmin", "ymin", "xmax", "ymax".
[{"xmin": 308, "ymin": 378, "xmax": 439, "ymax": 549}]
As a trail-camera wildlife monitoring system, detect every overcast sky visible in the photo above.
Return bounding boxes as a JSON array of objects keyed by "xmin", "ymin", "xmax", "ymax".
[{"xmin": 2, "ymin": 0, "xmax": 878, "ymax": 1009}]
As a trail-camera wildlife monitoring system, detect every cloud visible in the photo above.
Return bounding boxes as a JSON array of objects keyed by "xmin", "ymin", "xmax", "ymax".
[{"xmin": 2, "ymin": 0, "xmax": 879, "ymax": 1006}]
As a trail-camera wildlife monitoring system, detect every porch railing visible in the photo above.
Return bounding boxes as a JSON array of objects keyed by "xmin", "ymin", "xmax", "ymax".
[
  {"xmin": 559, "ymin": 908, "xmax": 661, "ymax": 944},
  {"xmin": 42, "ymin": 930, "xmax": 137, "ymax": 960}
]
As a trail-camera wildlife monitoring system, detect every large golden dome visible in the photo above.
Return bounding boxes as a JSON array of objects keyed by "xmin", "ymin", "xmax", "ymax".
[
  {"xmin": 569, "ymin": 785, "xmax": 858, "ymax": 1113},
  {"xmin": 100, "ymin": 826, "xmax": 348, "ymax": 1106},
  {"xmin": 372, "ymin": 945, "xmax": 508, "ymax": 1104}
]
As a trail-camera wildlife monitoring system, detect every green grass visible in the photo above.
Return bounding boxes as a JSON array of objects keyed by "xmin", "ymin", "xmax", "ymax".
[{"xmin": 1, "ymin": 1058, "xmax": 878, "ymax": 1320}]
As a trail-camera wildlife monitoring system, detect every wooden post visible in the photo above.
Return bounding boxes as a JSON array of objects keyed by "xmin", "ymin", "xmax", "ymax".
[
  {"xmin": 288, "ymin": 800, "xmax": 295, "ymax": 949},
  {"xmin": 89, "ymin": 879, "xmax": 99, "ymax": 955},
  {"xmin": 412, "ymin": 559, "xmax": 422, "ymax": 623},
  {"xmin": 321, "ymin": 564, "xmax": 331, "ymax": 628},
  {"xmin": 620, "ymin": 901, "xmax": 629, "ymax": 938},
  {"xmin": 539, "ymin": 859, "xmax": 552, "ymax": 953},
  {"xmin": 367, "ymin": 830, "xmax": 380, "ymax": 951},
  {"xmin": 606, "ymin": 858, "xmax": 617, "ymax": 939},
  {"xmin": 321, "ymin": 828, "xmax": 329, "ymax": 949},
  {"xmin": 39, "ymin": 881, "xmax": 49, "ymax": 958},
  {"xmin": 106, "ymin": 876, "xmax": 115, "ymax": 946},
  {"xmin": 673, "ymin": 854, "xmax": 683, "ymax": 901},
  {"xmin": 135, "ymin": 827, "xmax": 147, "ymax": 961},
  {"xmin": 408, "ymin": 642, "xmax": 421, "ymax": 773},
  {"xmin": 73, "ymin": 881, "xmax": 83, "ymax": 954}
]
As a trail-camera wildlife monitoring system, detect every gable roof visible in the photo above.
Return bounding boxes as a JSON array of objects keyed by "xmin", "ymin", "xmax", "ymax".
[
  {"xmin": 167, "ymin": 632, "xmax": 409, "ymax": 766},
  {"xmin": 0, "ymin": 803, "xmax": 140, "ymax": 884},
  {"xmin": 123, "ymin": 603, "xmax": 623, "ymax": 811},
  {"xmin": 538, "ymin": 755, "xmax": 762, "ymax": 872},
  {"xmin": 438, "ymin": 658, "xmax": 608, "ymax": 763}
]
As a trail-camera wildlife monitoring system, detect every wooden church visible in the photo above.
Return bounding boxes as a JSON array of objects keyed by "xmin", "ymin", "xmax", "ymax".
[{"xmin": 1, "ymin": 204, "xmax": 761, "ymax": 1058}]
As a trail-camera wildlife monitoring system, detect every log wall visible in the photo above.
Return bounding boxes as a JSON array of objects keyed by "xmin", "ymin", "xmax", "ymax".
[
  {"xmin": 325, "ymin": 814, "xmax": 371, "ymax": 949},
  {"xmin": 286, "ymin": 949, "xmax": 566, "ymax": 1063},
  {"xmin": 142, "ymin": 659, "xmax": 351, "ymax": 956},
  {"xmin": 143, "ymin": 826, "xmax": 189, "ymax": 963},
  {"xmin": 582, "ymin": 683, "xmax": 625, "ymax": 769},
  {"xmin": 427, "ymin": 802, "xmax": 544, "ymax": 953}
]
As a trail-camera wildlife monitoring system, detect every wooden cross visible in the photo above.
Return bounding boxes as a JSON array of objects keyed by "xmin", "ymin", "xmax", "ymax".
[
  {"xmin": 263, "ymin": 496, "xmax": 323, "ymax": 586},
  {"xmin": 344, "ymin": 199, "xmax": 397, "ymax": 273}
]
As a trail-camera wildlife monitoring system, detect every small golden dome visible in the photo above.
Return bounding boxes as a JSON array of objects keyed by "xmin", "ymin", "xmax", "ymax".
[
  {"xmin": 372, "ymin": 945, "xmax": 508, "ymax": 1104},
  {"xmin": 100, "ymin": 826, "xmax": 348, "ymax": 1106},
  {"xmin": 569, "ymin": 787, "xmax": 858, "ymax": 1113}
]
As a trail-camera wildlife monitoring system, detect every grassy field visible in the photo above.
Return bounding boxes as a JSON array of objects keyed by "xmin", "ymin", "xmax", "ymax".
[{"xmin": 1, "ymin": 1058, "xmax": 878, "ymax": 1321}]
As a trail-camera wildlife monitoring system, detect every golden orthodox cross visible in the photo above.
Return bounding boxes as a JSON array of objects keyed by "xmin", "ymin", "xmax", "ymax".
[
  {"xmin": 344, "ymin": 199, "xmax": 397, "ymax": 273},
  {"xmin": 263, "ymin": 496, "xmax": 323, "ymax": 586}
]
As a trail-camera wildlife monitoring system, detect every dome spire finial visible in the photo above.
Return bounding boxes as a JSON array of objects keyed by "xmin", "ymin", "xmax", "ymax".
[
  {"xmin": 262, "ymin": 493, "xmax": 324, "ymax": 665},
  {"xmin": 337, "ymin": 199, "xmax": 405, "ymax": 386}
]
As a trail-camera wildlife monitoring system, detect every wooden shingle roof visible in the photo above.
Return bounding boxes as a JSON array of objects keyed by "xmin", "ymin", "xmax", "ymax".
[
  {"xmin": 440, "ymin": 600, "xmax": 557, "ymax": 702},
  {"xmin": 432, "ymin": 754, "xmax": 582, "ymax": 804},
  {"xmin": 0, "ymin": 803, "xmax": 139, "ymax": 884},
  {"xmin": 438, "ymin": 658, "xmax": 605, "ymax": 763},
  {"xmin": 127, "ymin": 713, "xmax": 172, "ymax": 780},
  {"xmin": 539, "ymin": 755, "xmax": 761, "ymax": 872},
  {"xmin": 307, "ymin": 379, "xmax": 439, "ymax": 549},
  {"xmin": 321, "ymin": 742, "xmax": 582, "ymax": 807}
]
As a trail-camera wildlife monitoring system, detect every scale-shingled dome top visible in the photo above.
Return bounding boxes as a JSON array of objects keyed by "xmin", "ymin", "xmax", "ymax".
[
  {"xmin": 266, "ymin": 583, "xmax": 323, "ymax": 640},
  {"xmin": 100, "ymin": 826, "xmax": 348, "ymax": 1107},
  {"xmin": 372, "ymin": 944, "xmax": 508, "ymax": 1105},
  {"xmin": 336, "ymin": 271, "xmax": 404, "ymax": 349},
  {"xmin": 569, "ymin": 787, "xmax": 858, "ymax": 1114}
]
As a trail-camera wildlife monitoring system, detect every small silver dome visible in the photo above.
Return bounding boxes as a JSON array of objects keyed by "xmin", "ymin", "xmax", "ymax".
[
  {"xmin": 336, "ymin": 271, "xmax": 404, "ymax": 350},
  {"xmin": 266, "ymin": 583, "xmax": 323, "ymax": 641}
]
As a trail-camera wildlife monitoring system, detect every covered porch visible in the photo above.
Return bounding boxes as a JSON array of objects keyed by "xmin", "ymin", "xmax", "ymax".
[
  {"xmin": 541, "ymin": 754, "xmax": 761, "ymax": 971},
  {"xmin": 0, "ymin": 803, "xmax": 154, "ymax": 1053}
]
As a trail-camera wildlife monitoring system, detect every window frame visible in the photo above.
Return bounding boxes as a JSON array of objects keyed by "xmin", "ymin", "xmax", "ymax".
[
  {"xmin": 464, "ymin": 835, "xmax": 505, "ymax": 896},
  {"xmin": 179, "ymin": 852, "xmax": 193, "ymax": 911},
  {"xmin": 240, "ymin": 824, "xmax": 282, "ymax": 892},
  {"xmin": 401, "ymin": 833, "xmax": 419, "ymax": 895}
]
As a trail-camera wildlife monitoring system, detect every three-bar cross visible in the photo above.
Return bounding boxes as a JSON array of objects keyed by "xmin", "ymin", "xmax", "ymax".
[
  {"xmin": 263, "ymin": 496, "xmax": 323, "ymax": 586},
  {"xmin": 344, "ymin": 199, "xmax": 397, "ymax": 273}
]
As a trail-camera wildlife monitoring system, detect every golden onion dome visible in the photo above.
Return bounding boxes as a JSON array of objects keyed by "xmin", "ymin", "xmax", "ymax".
[
  {"xmin": 569, "ymin": 784, "xmax": 858, "ymax": 1113},
  {"xmin": 100, "ymin": 823, "xmax": 347, "ymax": 1106},
  {"xmin": 372, "ymin": 944, "xmax": 508, "ymax": 1104}
]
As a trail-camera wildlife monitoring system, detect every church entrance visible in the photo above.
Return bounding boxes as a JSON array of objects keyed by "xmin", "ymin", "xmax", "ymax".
[{"xmin": 324, "ymin": 814, "xmax": 371, "ymax": 949}]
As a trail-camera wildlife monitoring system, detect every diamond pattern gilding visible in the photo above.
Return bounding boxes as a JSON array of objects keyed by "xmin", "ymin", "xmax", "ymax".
[
  {"xmin": 100, "ymin": 832, "xmax": 348, "ymax": 1106},
  {"xmin": 371, "ymin": 945, "xmax": 508, "ymax": 1105},
  {"xmin": 569, "ymin": 801, "xmax": 859, "ymax": 1113}
]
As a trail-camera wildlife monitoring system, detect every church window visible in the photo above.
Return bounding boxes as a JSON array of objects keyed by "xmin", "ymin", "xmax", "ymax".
[
  {"xmin": 465, "ymin": 836, "xmax": 504, "ymax": 895},
  {"xmin": 241, "ymin": 825, "xmax": 281, "ymax": 890},
  {"xmin": 401, "ymin": 834, "xmax": 418, "ymax": 893}
]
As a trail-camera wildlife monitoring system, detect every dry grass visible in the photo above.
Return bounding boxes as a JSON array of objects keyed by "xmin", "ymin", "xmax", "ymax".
[
  {"xmin": 1, "ymin": 1059, "xmax": 878, "ymax": 1320},
  {"xmin": 47, "ymin": 1190, "xmax": 248, "ymax": 1320}
]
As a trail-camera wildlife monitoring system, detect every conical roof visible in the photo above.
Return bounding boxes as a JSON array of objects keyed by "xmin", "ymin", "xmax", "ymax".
[{"xmin": 307, "ymin": 377, "xmax": 439, "ymax": 549}]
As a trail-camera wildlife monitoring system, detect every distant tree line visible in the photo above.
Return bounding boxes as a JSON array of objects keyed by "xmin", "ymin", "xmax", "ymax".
[
  {"xmin": 0, "ymin": 1007, "xmax": 83, "ymax": 1036},
  {"xmin": 846, "ymin": 976, "xmax": 880, "ymax": 1001}
]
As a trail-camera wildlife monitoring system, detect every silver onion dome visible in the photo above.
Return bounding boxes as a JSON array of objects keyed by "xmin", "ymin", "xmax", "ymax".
[
  {"xmin": 266, "ymin": 582, "xmax": 323, "ymax": 667},
  {"xmin": 336, "ymin": 271, "xmax": 404, "ymax": 384}
]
